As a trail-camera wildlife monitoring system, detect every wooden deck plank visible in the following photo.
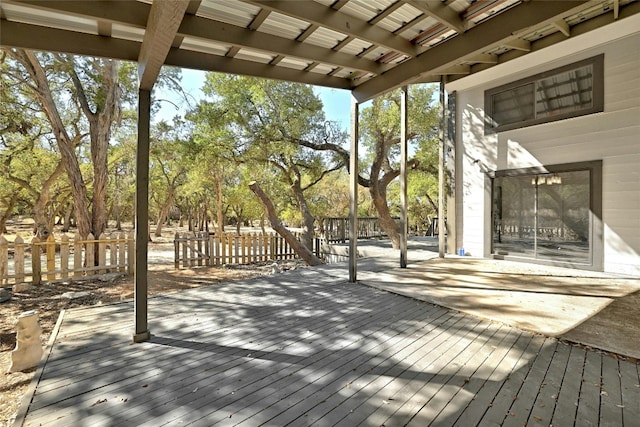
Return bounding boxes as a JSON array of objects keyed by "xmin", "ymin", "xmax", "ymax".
[
  {"xmin": 220, "ymin": 308, "xmax": 459, "ymax": 427},
  {"xmin": 30, "ymin": 302, "xmax": 292, "ymax": 402},
  {"xmin": 335, "ymin": 323, "xmax": 509, "ymax": 427},
  {"xmin": 209, "ymin": 308, "xmax": 457, "ymax": 426},
  {"xmin": 384, "ymin": 320, "xmax": 515, "ymax": 425},
  {"xmin": 302, "ymin": 318, "xmax": 496, "ymax": 426},
  {"xmin": 19, "ymin": 268, "xmax": 639, "ymax": 427},
  {"xmin": 472, "ymin": 334, "xmax": 547, "ymax": 427},
  {"xmin": 550, "ymin": 345, "xmax": 587, "ymax": 426},
  {"xmin": 401, "ymin": 323, "xmax": 516, "ymax": 426},
  {"xmin": 574, "ymin": 350, "xmax": 603, "ymax": 427},
  {"xmin": 129, "ymin": 303, "xmax": 438, "ymax": 426},
  {"xmin": 501, "ymin": 339, "xmax": 558, "ymax": 427},
  {"xmin": 619, "ymin": 360, "xmax": 640, "ymax": 425},
  {"xmin": 28, "ymin": 285, "xmax": 422, "ymax": 424},
  {"xmin": 449, "ymin": 331, "xmax": 529, "ymax": 426},
  {"xmin": 78, "ymin": 290, "xmax": 436, "ymax": 425},
  {"xmin": 523, "ymin": 340, "xmax": 572, "ymax": 426},
  {"xmin": 599, "ymin": 355, "xmax": 624, "ymax": 426},
  {"xmin": 420, "ymin": 325, "xmax": 518, "ymax": 427},
  {"xmin": 222, "ymin": 312, "xmax": 472, "ymax": 426}
]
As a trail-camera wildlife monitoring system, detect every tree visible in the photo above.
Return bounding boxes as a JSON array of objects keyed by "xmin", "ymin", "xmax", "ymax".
[
  {"xmin": 1, "ymin": 50, "xmax": 185, "ymax": 240},
  {"xmin": 1, "ymin": 49, "xmax": 122, "ymax": 237},
  {"xmin": 296, "ymin": 85, "xmax": 440, "ymax": 248},
  {"xmin": 192, "ymin": 75, "xmax": 345, "ymax": 264},
  {"xmin": 149, "ymin": 120, "xmax": 188, "ymax": 237}
]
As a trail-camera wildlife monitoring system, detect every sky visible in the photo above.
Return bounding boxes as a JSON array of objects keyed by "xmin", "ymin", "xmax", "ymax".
[{"xmin": 156, "ymin": 68, "xmax": 353, "ymax": 131}]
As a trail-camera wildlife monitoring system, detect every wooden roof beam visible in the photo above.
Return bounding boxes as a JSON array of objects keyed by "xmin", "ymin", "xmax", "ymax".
[
  {"xmin": 138, "ymin": 0, "xmax": 191, "ymax": 90},
  {"xmin": 240, "ymin": 0, "xmax": 417, "ymax": 57},
  {"xmin": 403, "ymin": 0, "xmax": 465, "ymax": 33},
  {"xmin": 353, "ymin": 1, "xmax": 590, "ymax": 102}
]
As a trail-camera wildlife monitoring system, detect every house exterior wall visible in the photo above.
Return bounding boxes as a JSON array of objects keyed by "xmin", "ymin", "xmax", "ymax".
[{"xmin": 447, "ymin": 15, "xmax": 640, "ymax": 276}]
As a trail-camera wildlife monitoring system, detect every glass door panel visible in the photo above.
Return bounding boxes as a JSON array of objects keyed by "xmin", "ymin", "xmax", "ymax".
[
  {"xmin": 493, "ymin": 169, "xmax": 591, "ymax": 265},
  {"xmin": 536, "ymin": 170, "xmax": 590, "ymax": 263},
  {"xmin": 493, "ymin": 175, "xmax": 536, "ymax": 257}
]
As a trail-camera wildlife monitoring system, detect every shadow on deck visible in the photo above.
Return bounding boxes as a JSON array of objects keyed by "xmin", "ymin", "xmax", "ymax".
[{"xmin": 16, "ymin": 239, "xmax": 640, "ymax": 426}]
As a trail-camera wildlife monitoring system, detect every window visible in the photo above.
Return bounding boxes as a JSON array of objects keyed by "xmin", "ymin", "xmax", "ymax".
[{"xmin": 485, "ymin": 55, "xmax": 603, "ymax": 133}]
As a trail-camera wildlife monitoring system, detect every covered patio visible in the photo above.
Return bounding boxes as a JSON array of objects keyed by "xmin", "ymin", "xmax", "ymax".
[
  {"xmin": 3, "ymin": 1, "xmax": 640, "ymax": 425},
  {"xmin": 15, "ymin": 244, "xmax": 640, "ymax": 425},
  {"xmin": 4, "ymin": 0, "xmax": 639, "ymax": 340}
]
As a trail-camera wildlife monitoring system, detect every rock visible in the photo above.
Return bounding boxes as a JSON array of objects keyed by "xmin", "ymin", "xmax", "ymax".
[
  {"xmin": 61, "ymin": 291, "xmax": 91, "ymax": 299},
  {"xmin": 95, "ymin": 272, "xmax": 124, "ymax": 282},
  {"xmin": 9, "ymin": 311, "xmax": 44, "ymax": 372},
  {"xmin": 12, "ymin": 283, "xmax": 34, "ymax": 293},
  {"xmin": 0, "ymin": 287, "xmax": 11, "ymax": 303}
]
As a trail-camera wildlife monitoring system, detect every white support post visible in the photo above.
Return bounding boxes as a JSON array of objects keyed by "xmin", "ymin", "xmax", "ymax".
[
  {"xmin": 349, "ymin": 95, "xmax": 359, "ymax": 283},
  {"xmin": 438, "ymin": 77, "xmax": 447, "ymax": 258},
  {"xmin": 400, "ymin": 86, "xmax": 408, "ymax": 268}
]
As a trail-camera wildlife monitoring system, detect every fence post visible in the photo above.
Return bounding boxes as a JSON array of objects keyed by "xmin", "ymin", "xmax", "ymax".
[
  {"xmin": 234, "ymin": 235, "xmax": 239, "ymax": 264},
  {"xmin": 74, "ymin": 233, "xmax": 83, "ymax": 278},
  {"xmin": 15, "ymin": 236, "xmax": 25, "ymax": 284},
  {"xmin": 174, "ymin": 232, "xmax": 180, "ymax": 269},
  {"xmin": 46, "ymin": 235, "xmax": 56, "ymax": 281},
  {"xmin": 0, "ymin": 235, "xmax": 7, "ymax": 286},
  {"xmin": 86, "ymin": 233, "xmax": 95, "ymax": 275},
  {"xmin": 220, "ymin": 233, "xmax": 226, "ymax": 265},
  {"xmin": 60, "ymin": 234, "xmax": 70, "ymax": 279},
  {"xmin": 31, "ymin": 236, "xmax": 41, "ymax": 285},
  {"xmin": 197, "ymin": 232, "xmax": 203, "ymax": 266},
  {"xmin": 98, "ymin": 232, "xmax": 107, "ymax": 274},
  {"xmin": 118, "ymin": 232, "xmax": 126, "ymax": 272},
  {"xmin": 241, "ymin": 234, "xmax": 246, "ymax": 264},
  {"xmin": 182, "ymin": 233, "xmax": 188, "ymax": 268},
  {"xmin": 227, "ymin": 233, "xmax": 233, "ymax": 264},
  {"xmin": 109, "ymin": 234, "xmax": 117, "ymax": 272},
  {"xmin": 127, "ymin": 232, "xmax": 134, "ymax": 274},
  {"xmin": 205, "ymin": 232, "xmax": 211, "ymax": 266}
]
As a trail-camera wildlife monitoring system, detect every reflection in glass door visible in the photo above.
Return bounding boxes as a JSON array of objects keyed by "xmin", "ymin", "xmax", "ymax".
[{"xmin": 493, "ymin": 170, "xmax": 591, "ymax": 264}]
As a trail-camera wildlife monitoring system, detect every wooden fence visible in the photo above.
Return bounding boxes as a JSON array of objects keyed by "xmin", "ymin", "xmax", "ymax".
[
  {"xmin": 0, "ymin": 232, "xmax": 134, "ymax": 286},
  {"xmin": 320, "ymin": 217, "xmax": 400, "ymax": 243},
  {"xmin": 174, "ymin": 232, "xmax": 308, "ymax": 268}
]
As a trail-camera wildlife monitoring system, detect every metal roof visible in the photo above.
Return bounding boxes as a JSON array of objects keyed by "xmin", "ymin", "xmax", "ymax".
[{"xmin": 1, "ymin": 0, "xmax": 638, "ymax": 102}]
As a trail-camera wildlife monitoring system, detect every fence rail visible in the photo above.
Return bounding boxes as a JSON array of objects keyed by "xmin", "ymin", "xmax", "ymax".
[
  {"xmin": 174, "ymin": 232, "xmax": 303, "ymax": 268},
  {"xmin": 0, "ymin": 232, "xmax": 134, "ymax": 286},
  {"xmin": 320, "ymin": 217, "xmax": 399, "ymax": 243}
]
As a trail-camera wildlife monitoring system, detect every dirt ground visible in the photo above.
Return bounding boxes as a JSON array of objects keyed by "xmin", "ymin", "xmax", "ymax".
[{"xmin": 0, "ymin": 223, "xmax": 303, "ymax": 427}]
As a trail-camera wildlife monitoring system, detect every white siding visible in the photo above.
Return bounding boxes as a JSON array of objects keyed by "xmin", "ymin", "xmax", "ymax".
[{"xmin": 449, "ymin": 20, "xmax": 640, "ymax": 275}]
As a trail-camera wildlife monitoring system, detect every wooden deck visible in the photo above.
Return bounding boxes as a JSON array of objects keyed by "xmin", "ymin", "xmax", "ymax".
[{"xmin": 18, "ymin": 267, "xmax": 640, "ymax": 426}]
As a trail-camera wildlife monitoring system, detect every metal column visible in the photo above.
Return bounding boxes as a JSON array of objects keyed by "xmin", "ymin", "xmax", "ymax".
[
  {"xmin": 400, "ymin": 86, "xmax": 408, "ymax": 268},
  {"xmin": 349, "ymin": 96, "xmax": 359, "ymax": 282},
  {"xmin": 133, "ymin": 89, "xmax": 151, "ymax": 343}
]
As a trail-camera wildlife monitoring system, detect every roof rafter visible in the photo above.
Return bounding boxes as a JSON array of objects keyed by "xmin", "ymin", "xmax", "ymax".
[
  {"xmin": 180, "ymin": 15, "xmax": 383, "ymax": 74},
  {"xmin": 402, "ymin": 0, "xmax": 465, "ymax": 32},
  {"xmin": 353, "ymin": 0, "xmax": 590, "ymax": 102},
  {"xmin": 0, "ymin": 19, "xmax": 352, "ymax": 90},
  {"xmin": 5, "ymin": 0, "xmax": 382, "ymax": 75},
  {"xmin": 240, "ymin": 0, "xmax": 417, "ymax": 57}
]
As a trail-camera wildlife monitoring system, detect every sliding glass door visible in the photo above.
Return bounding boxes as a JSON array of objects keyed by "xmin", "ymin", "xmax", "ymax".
[{"xmin": 493, "ymin": 167, "xmax": 593, "ymax": 265}]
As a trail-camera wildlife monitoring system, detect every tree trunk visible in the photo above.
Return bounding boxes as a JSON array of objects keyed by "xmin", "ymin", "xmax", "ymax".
[
  {"xmin": 13, "ymin": 50, "xmax": 92, "ymax": 238},
  {"xmin": 249, "ymin": 182, "xmax": 323, "ymax": 266},
  {"xmin": 74, "ymin": 58, "xmax": 119, "ymax": 239},
  {"xmin": 291, "ymin": 180, "xmax": 316, "ymax": 250},
  {"xmin": 216, "ymin": 176, "xmax": 224, "ymax": 236},
  {"xmin": 0, "ymin": 193, "xmax": 19, "ymax": 234},
  {"xmin": 370, "ymin": 181, "xmax": 401, "ymax": 249},
  {"xmin": 154, "ymin": 190, "xmax": 175, "ymax": 237},
  {"xmin": 62, "ymin": 203, "xmax": 73, "ymax": 232}
]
